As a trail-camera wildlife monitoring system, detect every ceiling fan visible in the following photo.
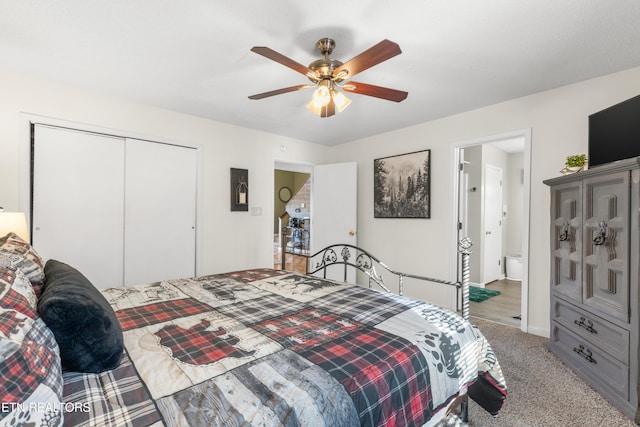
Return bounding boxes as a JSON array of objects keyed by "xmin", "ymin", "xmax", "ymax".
[{"xmin": 248, "ymin": 38, "xmax": 408, "ymax": 118}]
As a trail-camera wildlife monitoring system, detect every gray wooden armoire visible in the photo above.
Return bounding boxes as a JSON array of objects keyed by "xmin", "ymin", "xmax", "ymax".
[{"xmin": 544, "ymin": 157, "xmax": 640, "ymax": 422}]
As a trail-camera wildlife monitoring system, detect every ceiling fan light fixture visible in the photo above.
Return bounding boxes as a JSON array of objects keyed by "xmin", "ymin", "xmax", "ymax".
[
  {"xmin": 306, "ymin": 87, "xmax": 350, "ymax": 117},
  {"xmin": 310, "ymin": 83, "xmax": 331, "ymax": 108},
  {"xmin": 306, "ymin": 101, "xmax": 323, "ymax": 115},
  {"xmin": 332, "ymin": 89, "xmax": 351, "ymax": 112}
]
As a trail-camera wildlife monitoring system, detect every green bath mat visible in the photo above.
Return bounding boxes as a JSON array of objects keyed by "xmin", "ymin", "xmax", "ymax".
[{"xmin": 469, "ymin": 287, "xmax": 501, "ymax": 302}]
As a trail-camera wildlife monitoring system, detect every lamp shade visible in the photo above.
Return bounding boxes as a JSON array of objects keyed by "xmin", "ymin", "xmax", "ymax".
[
  {"xmin": 332, "ymin": 90, "xmax": 351, "ymax": 112},
  {"xmin": 0, "ymin": 212, "xmax": 30, "ymax": 243}
]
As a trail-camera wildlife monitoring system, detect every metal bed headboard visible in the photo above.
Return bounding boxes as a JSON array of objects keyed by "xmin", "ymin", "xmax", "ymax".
[{"xmin": 301, "ymin": 237, "xmax": 473, "ymax": 321}]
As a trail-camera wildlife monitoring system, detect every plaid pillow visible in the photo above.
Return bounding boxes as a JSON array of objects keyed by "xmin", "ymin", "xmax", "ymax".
[
  {"xmin": 0, "ymin": 265, "xmax": 37, "ymax": 312},
  {"xmin": 0, "ymin": 260, "xmax": 63, "ymax": 427},
  {"xmin": 0, "ymin": 233, "xmax": 45, "ymax": 285},
  {"xmin": 0, "ymin": 322, "xmax": 63, "ymax": 426}
]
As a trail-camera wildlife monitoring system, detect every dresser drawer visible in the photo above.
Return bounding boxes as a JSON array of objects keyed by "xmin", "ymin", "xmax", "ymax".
[
  {"xmin": 550, "ymin": 322, "xmax": 628, "ymax": 401},
  {"xmin": 552, "ymin": 296, "xmax": 629, "ymax": 364}
]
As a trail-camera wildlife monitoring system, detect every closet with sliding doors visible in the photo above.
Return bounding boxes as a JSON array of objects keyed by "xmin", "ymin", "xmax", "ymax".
[{"xmin": 31, "ymin": 124, "xmax": 197, "ymax": 288}]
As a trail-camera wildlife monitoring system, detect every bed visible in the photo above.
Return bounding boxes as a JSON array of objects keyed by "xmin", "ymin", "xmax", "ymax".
[{"xmin": 1, "ymin": 233, "xmax": 506, "ymax": 427}]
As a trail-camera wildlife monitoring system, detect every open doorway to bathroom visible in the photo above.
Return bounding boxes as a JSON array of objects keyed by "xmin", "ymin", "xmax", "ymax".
[
  {"xmin": 454, "ymin": 130, "xmax": 531, "ymax": 331},
  {"xmin": 274, "ymin": 162, "xmax": 312, "ymax": 273}
]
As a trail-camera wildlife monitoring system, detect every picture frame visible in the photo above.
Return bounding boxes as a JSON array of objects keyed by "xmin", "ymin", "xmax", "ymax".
[
  {"xmin": 230, "ymin": 168, "xmax": 249, "ymax": 211},
  {"xmin": 374, "ymin": 149, "xmax": 430, "ymax": 218}
]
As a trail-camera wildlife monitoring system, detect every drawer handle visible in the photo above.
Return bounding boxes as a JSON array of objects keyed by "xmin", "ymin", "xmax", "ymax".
[
  {"xmin": 573, "ymin": 345, "xmax": 596, "ymax": 364},
  {"xmin": 574, "ymin": 317, "xmax": 596, "ymax": 334}
]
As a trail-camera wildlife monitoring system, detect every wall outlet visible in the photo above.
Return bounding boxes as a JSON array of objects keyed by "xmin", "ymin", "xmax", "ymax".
[{"xmin": 251, "ymin": 207, "xmax": 262, "ymax": 216}]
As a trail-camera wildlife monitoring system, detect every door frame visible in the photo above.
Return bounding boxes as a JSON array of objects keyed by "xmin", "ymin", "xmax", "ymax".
[{"xmin": 450, "ymin": 129, "xmax": 532, "ymax": 333}]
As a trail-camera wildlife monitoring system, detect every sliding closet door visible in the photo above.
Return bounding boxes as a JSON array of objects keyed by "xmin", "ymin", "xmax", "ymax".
[
  {"xmin": 32, "ymin": 125, "xmax": 125, "ymax": 288},
  {"xmin": 124, "ymin": 139, "xmax": 197, "ymax": 285}
]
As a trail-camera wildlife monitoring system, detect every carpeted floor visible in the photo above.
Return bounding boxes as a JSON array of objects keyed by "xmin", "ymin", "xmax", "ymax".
[{"xmin": 440, "ymin": 318, "xmax": 635, "ymax": 427}]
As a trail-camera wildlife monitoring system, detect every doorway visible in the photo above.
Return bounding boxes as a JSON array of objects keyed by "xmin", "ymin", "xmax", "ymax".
[
  {"xmin": 274, "ymin": 162, "xmax": 312, "ymax": 273},
  {"xmin": 273, "ymin": 161, "xmax": 358, "ymax": 277},
  {"xmin": 453, "ymin": 130, "xmax": 531, "ymax": 332}
]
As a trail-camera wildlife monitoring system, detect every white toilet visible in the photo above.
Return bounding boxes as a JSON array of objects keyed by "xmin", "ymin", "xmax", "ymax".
[{"xmin": 505, "ymin": 255, "xmax": 523, "ymax": 281}]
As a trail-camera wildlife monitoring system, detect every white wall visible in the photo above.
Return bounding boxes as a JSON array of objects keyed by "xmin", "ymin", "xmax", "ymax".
[
  {"xmin": 0, "ymin": 69, "xmax": 331, "ymax": 276},
  {"xmin": 327, "ymin": 66, "xmax": 640, "ymax": 336}
]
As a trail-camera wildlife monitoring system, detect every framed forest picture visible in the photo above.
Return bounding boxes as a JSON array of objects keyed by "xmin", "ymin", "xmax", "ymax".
[{"xmin": 374, "ymin": 149, "xmax": 430, "ymax": 218}]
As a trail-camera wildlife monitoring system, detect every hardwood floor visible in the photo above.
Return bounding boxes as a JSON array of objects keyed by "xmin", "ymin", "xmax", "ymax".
[
  {"xmin": 275, "ymin": 253, "xmax": 308, "ymax": 273},
  {"xmin": 273, "ymin": 235, "xmax": 308, "ymax": 274},
  {"xmin": 470, "ymin": 279, "xmax": 521, "ymax": 328}
]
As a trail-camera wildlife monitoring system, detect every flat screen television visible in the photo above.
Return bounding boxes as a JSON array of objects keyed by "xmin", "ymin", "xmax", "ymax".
[{"xmin": 588, "ymin": 94, "xmax": 640, "ymax": 168}]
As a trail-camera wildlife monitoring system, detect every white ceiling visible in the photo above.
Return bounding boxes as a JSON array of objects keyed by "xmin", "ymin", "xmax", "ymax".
[{"xmin": 2, "ymin": 1, "xmax": 640, "ymax": 146}]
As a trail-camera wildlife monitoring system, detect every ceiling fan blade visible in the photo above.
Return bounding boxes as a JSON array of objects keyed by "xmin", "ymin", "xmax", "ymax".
[
  {"xmin": 250, "ymin": 46, "xmax": 318, "ymax": 80},
  {"xmin": 248, "ymin": 84, "xmax": 312, "ymax": 100},
  {"xmin": 342, "ymin": 81, "xmax": 408, "ymax": 102},
  {"xmin": 334, "ymin": 39, "xmax": 402, "ymax": 79}
]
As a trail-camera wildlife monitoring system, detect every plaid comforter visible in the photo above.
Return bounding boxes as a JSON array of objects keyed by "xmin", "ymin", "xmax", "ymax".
[{"xmin": 62, "ymin": 269, "xmax": 506, "ymax": 426}]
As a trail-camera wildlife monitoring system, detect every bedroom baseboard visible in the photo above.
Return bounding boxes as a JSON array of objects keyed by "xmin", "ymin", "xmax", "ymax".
[{"xmin": 525, "ymin": 324, "xmax": 549, "ymax": 338}]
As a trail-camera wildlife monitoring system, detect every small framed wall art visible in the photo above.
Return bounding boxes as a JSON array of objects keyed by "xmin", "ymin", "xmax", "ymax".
[
  {"xmin": 374, "ymin": 149, "xmax": 431, "ymax": 218},
  {"xmin": 230, "ymin": 168, "xmax": 249, "ymax": 211}
]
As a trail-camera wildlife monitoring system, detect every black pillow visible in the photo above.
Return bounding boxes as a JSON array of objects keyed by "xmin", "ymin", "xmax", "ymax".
[{"xmin": 38, "ymin": 260, "xmax": 124, "ymax": 373}]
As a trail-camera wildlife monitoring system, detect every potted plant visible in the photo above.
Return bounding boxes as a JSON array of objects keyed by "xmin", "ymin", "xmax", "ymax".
[{"xmin": 562, "ymin": 154, "xmax": 588, "ymax": 174}]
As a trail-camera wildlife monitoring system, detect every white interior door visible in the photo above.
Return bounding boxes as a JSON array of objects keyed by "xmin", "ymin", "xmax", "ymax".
[
  {"xmin": 482, "ymin": 164, "xmax": 503, "ymax": 283},
  {"xmin": 311, "ymin": 162, "xmax": 358, "ymax": 282},
  {"xmin": 124, "ymin": 139, "xmax": 197, "ymax": 285},
  {"xmin": 32, "ymin": 125, "xmax": 126, "ymax": 288}
]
